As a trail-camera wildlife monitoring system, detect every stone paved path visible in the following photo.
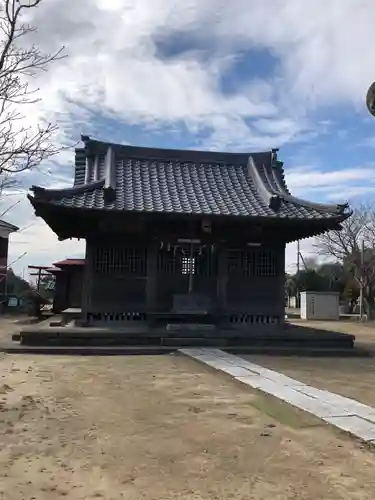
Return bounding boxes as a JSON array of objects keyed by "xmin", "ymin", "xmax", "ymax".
[{"xmin": 180, "ymin": 348, "xmax": 375, "ymax": 442}]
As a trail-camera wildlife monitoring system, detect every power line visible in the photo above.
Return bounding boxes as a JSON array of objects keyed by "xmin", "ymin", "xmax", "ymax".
[{"xmin": 0, "ymin": 199, "xmax": 21, "ymax": 219}]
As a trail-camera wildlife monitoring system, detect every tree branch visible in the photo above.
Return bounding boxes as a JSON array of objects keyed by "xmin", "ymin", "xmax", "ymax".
[
  {"xmin": 0, "ymin": 0, "xmax": 66, "ymax": 175},
  {"xmin": 314, "ymin": 202, "xmax": 375, "ymax": 307}
]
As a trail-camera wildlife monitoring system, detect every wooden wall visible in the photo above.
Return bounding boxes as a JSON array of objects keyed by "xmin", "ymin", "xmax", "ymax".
[
  {"xmin": 0, "ymin": 236, "xmax": 8, "ymax": 302},
  {"xmin": 53, "ymin": 266, "xmax": 84, "ymax": 313},
  {"xmin": 82, "ymin": 236, "xmax": 285, "ymax": 326}
]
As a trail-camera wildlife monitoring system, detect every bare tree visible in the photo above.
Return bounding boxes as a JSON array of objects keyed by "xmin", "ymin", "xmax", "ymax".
[
  {"xmin": 315, "ymin": 203, "xmax": 375, "ymax": 316},
  {"xmin": 0, "ymin": 0, "xmax": 65, "ymax": 176}
]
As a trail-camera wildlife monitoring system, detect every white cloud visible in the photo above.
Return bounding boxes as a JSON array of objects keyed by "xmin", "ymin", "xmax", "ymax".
[
  {"xmin": 20, "ymin": 0, "xmax": 375, "ymax": 147},
  {"xmin": 287, "ymin": 167, "xmax": 375, "ymax": 189},
  {"xmin": 285, "ymin": 165, "xmax": 375, "ymax": 203},
  {"xmin": 210, "ymin": 0, "xmax": 375, "ymax": 109},
  {"xmin": 4, "ymin": 0, "xmax": 375, "ymax": 276},
  {"xmin": 20, "ymin": 0, "xmax": 375, "ymax": 138}
]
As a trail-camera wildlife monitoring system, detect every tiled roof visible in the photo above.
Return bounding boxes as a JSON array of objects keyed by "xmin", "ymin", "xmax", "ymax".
[
  {"xmin": 28, "ymin": 137, "xmax": 351, "ymax": 222},
  {"xmin": 0, "ymin": 219, "xmax": 18, "ymax": 232},
  {"xmin": 53, "ymin": 259, "xmax": 85, "ymax": 268}
]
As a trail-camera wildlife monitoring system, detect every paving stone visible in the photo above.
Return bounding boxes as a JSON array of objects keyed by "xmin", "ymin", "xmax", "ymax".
[
  {"xmin": 204, "ymin": 348, "xmax": 224, "ymax": 357},
  {"xmin": 263, "ymin": 373, "xmax": 306, "ymax": 387},
  {"xmin": 180, "ymin": 348, "xmax": 375, "ymax": 442},
  {"xmin": 296, "ymin": 386, "xmax": 349, "ymax": 405},
  {"xmin": 297, "ymin": 386, "xmax": 346, "ymax": 401},
  {"xmin": 236, "ymin": 375, "xmax": 313, "ymax": 404},
  {"xmin": 236, "ymin": 376, "xmax": 348, "ymax": 418},
  {"xmin": 179, "ymin": 348, "xmax": 204, "ymax": 356},
  {"xmin": 296, "ymin": 387, "xmax": 375, "ymax": 421},
  {"xmin": 296, "ymin": 399, "xmax": 349, "ymax": 419},
  {"xmin": 234, "ymin": 361, "xmax": 262, "ymax": 374},
  {"xmin": 229, "ymin": 359, "xmax": 270, "ymax": 375},
  {"xmin": 346, "ymin": 406, "xmax": 375, "ymax": 423},
  {"xmin": 194, "ymin": 355, "xmax": 217, "ymax": 362},
  {"xmin": 231, "ymin": 360, "xmax": 304, "ymax": 386},
  {"xmin": 324, "ymin": 415, "xmax": 375, "ymax": 441},
  {"xmin": 226, "ymin": 361, "xmax": 260, "ymax": 375},
  {"xmin": 235, "ymin": 375, "xmax": 266, "ymax": 389},
  {"xmin": 221, "ymin": 366, "xmax": 256, "ymax": 377},
  {"xmin": 201, "ymin": 357, "xmax": 231, "ymax": 366}
]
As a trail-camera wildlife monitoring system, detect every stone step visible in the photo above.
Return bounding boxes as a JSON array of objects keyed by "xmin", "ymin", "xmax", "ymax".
[
  {"xmin": 1, "ymin": 343, "xmax": 176, "ymax": 355},
  {"xmin": 1, "ymin": 342, "xmax": 367, "ymax": 357},
  {"xmin": 162, "ymin": 337, "xmax": 226, "ymax": 347},
  {"xmin": 166, "ymin": 323, "xmax": 216, "ymax": 332}
]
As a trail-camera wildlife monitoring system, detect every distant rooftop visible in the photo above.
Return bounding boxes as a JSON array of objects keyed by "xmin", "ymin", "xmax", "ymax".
[
  {"xmin": 0, "ymin": 219, "xmax": 18, "ymax": 237},
  {"xmin": 53, "ymin": 258, "xmax": 85, "ymax": 268}
]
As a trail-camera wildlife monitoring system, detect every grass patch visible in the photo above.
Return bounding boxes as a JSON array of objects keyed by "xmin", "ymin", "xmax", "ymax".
[{"xmin": 250, "ymin": 390, "xmax": 324, "ymax": 429}]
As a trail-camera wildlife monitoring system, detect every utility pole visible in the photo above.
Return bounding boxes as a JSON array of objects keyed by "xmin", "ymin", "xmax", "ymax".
[
  {"xmin": 296, "ymin": 240, "xmax": 300, "ymax": 308},
  {"xmin": 364, "ymin": 82, "xmax": 375, "ymax": 319},
  {"xmin": 359, "ymin": 239, "xmax": 365, "ymax": 321}
]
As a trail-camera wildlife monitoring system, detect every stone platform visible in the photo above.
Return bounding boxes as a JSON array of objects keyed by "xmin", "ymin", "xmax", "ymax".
[{"xmin": 5, "ymin": 317, "xmax": 364, "ymax": 356}]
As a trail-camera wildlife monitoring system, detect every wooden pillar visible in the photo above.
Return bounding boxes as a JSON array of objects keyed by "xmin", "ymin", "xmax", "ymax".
[
  {"xmin": 81, "ymin": 240, "xmax": 94, "ymax": 323},
  {"xmin": 53, "ymin": 273, "xmax": 63, "ymax": 313},
  {"xmin": 146, "ymin": 240, "xmax": 158, "ymax": 312},
  {"xmin": 36, "ymin": 268, "xmax": 42, "ymax": 292},
  {"xmin": 65, "ymin": 269, "xmax": 71, "ymax": 309},
  {"xmin": 277, "ymin": 243, "xmax": 286, "ymax": 323},
  {"xmin": 217, "ymin": 245, "xmax": 228, "ymax": 312}
]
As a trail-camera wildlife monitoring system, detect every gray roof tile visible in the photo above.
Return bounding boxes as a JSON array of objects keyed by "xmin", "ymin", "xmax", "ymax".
[{"xmin": 29, "ymin": 139, "xmax": 351, "ymax": 222}]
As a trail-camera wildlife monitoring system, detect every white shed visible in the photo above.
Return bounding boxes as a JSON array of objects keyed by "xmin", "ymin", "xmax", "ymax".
[{"xmin": 300, "ymin": 291, "xmax": 340, "ymax": 321}]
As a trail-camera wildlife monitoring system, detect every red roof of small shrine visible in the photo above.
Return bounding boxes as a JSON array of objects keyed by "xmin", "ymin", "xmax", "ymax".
[{"xmin": 53, "ymin": 258, "xmax": 85, "ymax": 268}]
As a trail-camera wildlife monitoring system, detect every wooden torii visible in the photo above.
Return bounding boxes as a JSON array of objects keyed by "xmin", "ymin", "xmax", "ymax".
[{"xmin": 28, "ymin": 265, "xmax": 54, "ymax": 292}]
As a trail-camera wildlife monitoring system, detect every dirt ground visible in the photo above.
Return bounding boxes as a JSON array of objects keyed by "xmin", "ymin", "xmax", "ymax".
[
  {"xmin": 1, "ymin": 353, "xmax": 375, "ymax": 500},
  {"xmin": 242, "ymin": 319, "xmax": 375, "ymax": 408},
  {"xmin": 0, "ymin": 315, "xmax": 37, "ymax": 344},
  {"xmin": 290, "ymin": 318, "xmax": 375, "ymax": 347}
]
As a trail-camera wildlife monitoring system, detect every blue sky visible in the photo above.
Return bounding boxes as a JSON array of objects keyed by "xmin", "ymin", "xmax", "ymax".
[{"xmin": 3, "ymin": 0, "xmax": 375, "ymax": 278}]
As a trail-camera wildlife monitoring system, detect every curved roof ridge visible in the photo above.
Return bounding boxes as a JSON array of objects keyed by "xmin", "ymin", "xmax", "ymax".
[
  {"xmin": 247, "ymin": 156, "xmax": 281, "ymax": 212},
  {"xmin": 30, "ymin": 179, "xmax": 105, "ymax": 201},
  {"xmin": 269, "ymin": 161, "xmax": 349, "ymax": 215},
  {"xmin": 250, "ymin": 157, "xmax": 350, "ymax": 217},
  {"xmin": 270, "ymin": 162, "xmax": 290, "ymax": 195},
  {"xmin": 262, "ymin": 162, "xmax": 282, "ymax": 193}
]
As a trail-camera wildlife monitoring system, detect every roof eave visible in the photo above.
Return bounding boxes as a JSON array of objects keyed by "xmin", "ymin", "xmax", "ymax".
[
  {"xmin": 0, "ymin": 219, "xmax": 19, "ymax": 234},
  {"xmin": 29, "ymin": 179, "xmax": 105, "ymax": 202},
  {"xmin": 248, "ymin": 156, "xmax": 351, "ymax": 219},
  {"xmin": 27, "ymin": 196, "xmax": 349, "ymax": 224}
]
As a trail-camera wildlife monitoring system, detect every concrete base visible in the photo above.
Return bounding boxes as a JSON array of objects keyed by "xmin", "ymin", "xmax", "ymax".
[
  {"xmin": 61, "ymin": 308, "xmax": 82, "ymax": 325},
  {"xmin": 9, "ymin": 319, "xmax": 359, "ymax": 355},
  {"xmin": 0, "ymin": 343, "xmax": 176, "ymax": 355}
]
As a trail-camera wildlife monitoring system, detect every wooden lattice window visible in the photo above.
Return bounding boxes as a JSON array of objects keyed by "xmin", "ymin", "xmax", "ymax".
[
  {"xmin": 227, "ymin": 249, "xmax": 277, "ymax": 277},
  {"xmin": 254, "ymin": 250, "xmax": 277, "ymax": 277},
  {"xmin": 94, "ymin": 245, "xmax": 147, "ymax": 276},
  {"xmin": 157, "ymin": 245, "xmax": 218, "ymax": 276},
  {"xmin": 181, "ymin": 257, "xmax": 195, "ymax": 275}
]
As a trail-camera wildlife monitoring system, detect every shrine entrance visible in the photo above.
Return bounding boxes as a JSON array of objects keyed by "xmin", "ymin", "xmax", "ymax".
[{"xmin": 156, "ymin": 239, "xmax": 218, "ymax": 314}]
